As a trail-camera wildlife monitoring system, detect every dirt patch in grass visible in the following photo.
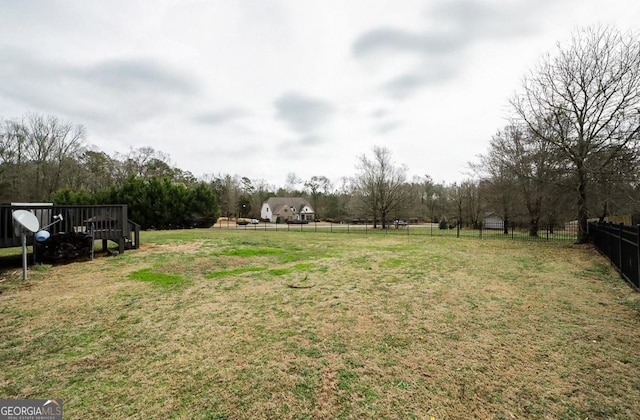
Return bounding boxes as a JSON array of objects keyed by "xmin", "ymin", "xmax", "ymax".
[{"xmin": 1, "ymin": 231, "xmax": 639, "ymax": 419}]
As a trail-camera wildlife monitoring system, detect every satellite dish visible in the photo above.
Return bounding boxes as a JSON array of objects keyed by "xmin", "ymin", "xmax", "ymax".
[
  {"xmin": 12, "ymin": 210, "xmax": 40, "ymax": 233},
  {"xmin": 12, "ymin": 209, "xmax": 41, "ymax": 281},
  {"xmin": 35, "ymin": 230, "xmax": 51, "ymax": 242}
]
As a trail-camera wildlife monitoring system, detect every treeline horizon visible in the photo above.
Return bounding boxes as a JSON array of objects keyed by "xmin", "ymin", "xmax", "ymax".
[{"xmin": 1, "ymin": 112, "xmax": 636, "ymax": 234}]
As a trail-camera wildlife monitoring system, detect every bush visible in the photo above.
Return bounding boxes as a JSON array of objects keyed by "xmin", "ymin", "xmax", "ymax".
[
  {"xmin": 53, "ymin": 176, "xmax": 220, "ymax": 230},
  {"xmin": 439, "ymin": 218, "xmax": 448, "ymax": 230}
]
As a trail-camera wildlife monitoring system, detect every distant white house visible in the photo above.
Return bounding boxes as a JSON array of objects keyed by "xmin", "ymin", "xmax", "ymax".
[
  {"xmin": 483, "ymin": 212, "xmax": 504, "ymax": 230},
  {"xmin": 260, "ymin": 197, "xmax": 315, "ymax": 223}
]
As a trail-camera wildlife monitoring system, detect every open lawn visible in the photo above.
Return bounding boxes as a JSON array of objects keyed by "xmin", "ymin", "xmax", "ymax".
[{"xmin": 1, "ymin": 230, "xmax": 639, "ymax": 419}]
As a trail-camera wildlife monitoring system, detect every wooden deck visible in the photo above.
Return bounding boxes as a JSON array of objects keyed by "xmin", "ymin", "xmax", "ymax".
[{"xmin": 1, "ymin": 204, "xmax": 140, "ymax": 253}]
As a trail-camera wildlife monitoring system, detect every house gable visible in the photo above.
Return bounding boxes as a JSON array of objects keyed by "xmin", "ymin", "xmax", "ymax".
[{"xmin": 261, "ymin": 197, "xmax": 315, "ymax": 222}]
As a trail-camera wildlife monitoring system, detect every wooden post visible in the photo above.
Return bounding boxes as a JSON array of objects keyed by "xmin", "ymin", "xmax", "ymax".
[{"xmin": 134, "ymin": 224, "xmax": 140, "ymax": 249}]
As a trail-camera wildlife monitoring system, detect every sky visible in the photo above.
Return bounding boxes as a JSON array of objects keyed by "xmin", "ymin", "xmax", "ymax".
[{"xmin": 1, "ymin": 0, "xmax": 638, "ymax": 189}]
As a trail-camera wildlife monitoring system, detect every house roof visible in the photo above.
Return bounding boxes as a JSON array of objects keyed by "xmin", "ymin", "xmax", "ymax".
[{"xmin": 264, "ymin": 197, "xmax": 314, "ymax": 214}]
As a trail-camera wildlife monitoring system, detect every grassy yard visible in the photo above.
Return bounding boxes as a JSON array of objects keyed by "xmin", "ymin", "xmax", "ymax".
[{"xmin": 1, "ymin": 230, "xmax": 639, "ymax": 419}]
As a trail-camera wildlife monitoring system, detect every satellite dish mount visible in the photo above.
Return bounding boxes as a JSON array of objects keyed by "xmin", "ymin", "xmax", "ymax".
[{"xmin": 12, "ymin": 210, "xmax": 40, "ymax": 280}]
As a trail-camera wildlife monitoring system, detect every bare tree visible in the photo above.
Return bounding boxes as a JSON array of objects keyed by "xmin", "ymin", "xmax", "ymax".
[
  {"xmin": 512, "ymin": 26, "xmax": 640, "ymax": 242},
  {"xmin": 0, "ymin": 113, "xmax": 86, "ymax": 201},
  {"xmin": 248, "ymin": 178, "xmax": 275, "ymax": 219},
  {"xmin": 284, "ymin": 172, "xmax": 302, "ymax": 196},
  {"xmin": 472, "ymin": 147, "xmax": 517, "ymax": 235},
  {"xmin": 75, "ymin": 150, "xmax": 118, "ymax": 192},
  {"xmin": 461, "ymin": 180, "xmax": 482, "ymax": 228},
  {"xmin": 304, "ymin": 175, "xmax": 332, "ymax": 219},
  {"xmin": 354, "ymin": 158, "xmax": 379, "ymax": 225},
  {"xmin": 589, "ymin": 144, "xmax": 640, "ymax": 220},
  {"xmin": 480, "ymin": 124, "xmax": 561, "ymax": 236},
  {"xmin": 354, "ymin": 146, "xmax": 409, "ymax": 228},
  {"xmin": 115, "ymin": 146, "xmax": 174, "ymax": 181},
  {"xmin": 450, "ymin": 182, "xmax": 464, "ymax": 227},
  {"xmin": 213, "ymin": 174, "xmax": 241, "ymax": 219},
  {"xmin": 0, "ymin": 119, "xmax": 29, "ymax": 201}
]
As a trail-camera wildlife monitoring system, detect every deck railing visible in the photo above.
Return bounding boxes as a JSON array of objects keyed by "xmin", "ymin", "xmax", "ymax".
[{"xmin": 1, "ymin": 204, "xmax": 139, "ymax": 252}]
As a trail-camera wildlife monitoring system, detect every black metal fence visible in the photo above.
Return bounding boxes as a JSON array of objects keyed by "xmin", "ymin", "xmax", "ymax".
[
  {"xmin": 589, "ymin": 222, "xmax": 640, "ymax": 290},
  {"xmin": 216, "ymin": 219, "xmax": 578, "ymax": 242}
]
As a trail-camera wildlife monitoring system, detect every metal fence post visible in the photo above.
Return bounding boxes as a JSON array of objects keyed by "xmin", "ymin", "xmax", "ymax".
[
  {"xmin": 618, "ymin": 223, "xmax": 623, "ymax": 277},
  {"xmin": 636, "ymin": 224, "xmax": 640, "ymax": 289},
  {"xmin": 608, "ymin": 222, "xmax": 612, "ymax": 259}
]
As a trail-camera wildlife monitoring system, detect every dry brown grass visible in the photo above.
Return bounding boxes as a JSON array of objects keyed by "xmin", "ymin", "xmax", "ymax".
[{"xmin": 1, "ymin": 230, "xmax": 639, "ymax": 419}]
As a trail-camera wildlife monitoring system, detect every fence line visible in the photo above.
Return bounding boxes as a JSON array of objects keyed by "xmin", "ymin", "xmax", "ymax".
[
  {"xmin": 589, "ymin": 222, "xmax": 640, "ymax": 290},
  {"xmin": 216, "ymin": 219, "xmax": 578, "ymax": 242}
]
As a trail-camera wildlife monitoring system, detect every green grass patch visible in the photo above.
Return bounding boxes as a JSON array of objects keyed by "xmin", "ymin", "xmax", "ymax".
[
  {"xmin": 128, "ymin": 268, "xmax": 189, "ymax": 287},
  {"xmin": 379, "ymin": 258, "xmax": 405, "ymax": 268},
  {"xmin": 206, "ymin": 266, "xmax": 267, "ymax": 279},
  {"xmin": 219, "ymin": 248, "xmax": 283, "ymax": 257}
]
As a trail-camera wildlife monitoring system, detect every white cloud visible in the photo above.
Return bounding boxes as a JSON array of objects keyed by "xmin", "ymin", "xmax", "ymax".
[
  {"xmin": 275, "ymin": 92, "xmax": 335, "ymax": 134},
  {"xmin": 0, "ymin": 0, "xmax": 638, "ymax": 187}
]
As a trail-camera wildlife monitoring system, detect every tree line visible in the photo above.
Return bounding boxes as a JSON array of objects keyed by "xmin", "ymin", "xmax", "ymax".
[{"xmin": 1, "ymin": 26, "xmax": 638, "ymax": 240}]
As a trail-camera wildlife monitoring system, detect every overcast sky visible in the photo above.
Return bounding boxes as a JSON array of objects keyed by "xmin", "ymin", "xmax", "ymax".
[{"xmin": 1, "ymin": 0, "xmax": 638, "ymax": 188}]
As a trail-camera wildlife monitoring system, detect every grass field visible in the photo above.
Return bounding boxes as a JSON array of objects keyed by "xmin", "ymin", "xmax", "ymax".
[{"xmin": 1, "ymin": 229, "xmax": 639, "ymax": 419}]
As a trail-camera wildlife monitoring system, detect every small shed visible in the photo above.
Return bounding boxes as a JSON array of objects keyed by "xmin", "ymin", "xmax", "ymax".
[{"xmin": 483, "ymin": 212, "xmax": 504, "ymax": 230}]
